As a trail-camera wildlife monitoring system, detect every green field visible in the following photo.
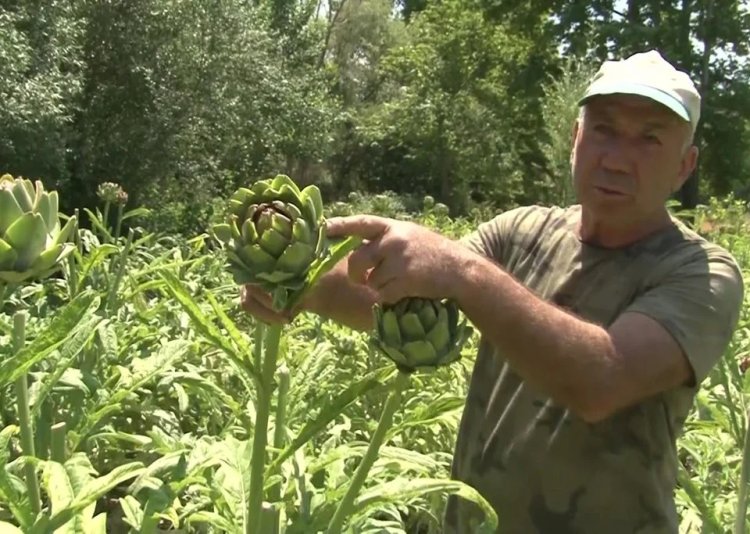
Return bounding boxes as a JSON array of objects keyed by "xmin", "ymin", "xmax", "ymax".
[{"xmin": 0, "ymin": 188, "xmax": 748, "ymax": 533}]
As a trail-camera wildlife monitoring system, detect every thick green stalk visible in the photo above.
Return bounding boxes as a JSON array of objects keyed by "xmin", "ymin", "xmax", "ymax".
[
  {"xmin": 114, "ymin": 203, "xmax": 125, "ymax": 240},
  {"xmin": 65, "ymin": 212, "xmax": 80, "ymax": 298},
  {"xmin": 253, "ymin": 321, "xmax": 265, "ymax": 372},
  {"xmin": 101, "ymin": 201, "xmax": 111, "ymax": 242},
  {"xmin": 51, "ymin": 422, "xmax": 67, "ymax": 464},
  {"xmin": 247, "ymin": 322, "xmax": 282, "ymax": 534},
  {"xmin": 326, "ymin": 370, "xmax": 411, "ymax": 534},
  {"xmin": 106, "ymin": 228, "xmax": 134, "ymax": 312},
  {"xmin": 13, "ymin": 312, "xmax": 41, "ymax": 517},
  {"xmin": 734, "ymin": 410, "xmax": 750, "ymax": 534},
  {"xmin": 267, "ymin": 364, "xmax": 290, "ymax": 534}
]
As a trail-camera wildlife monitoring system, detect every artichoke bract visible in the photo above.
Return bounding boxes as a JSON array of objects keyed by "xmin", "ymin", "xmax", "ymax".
[
  {"xmin": 0, "ymin": 174, "xmax": 77, "ymax": 285},
  {"xmin": 212, "ymin": 174, "xmax": 324, "ymax": 288},
  {"xmin": 372, "ymin": 297, "xmax": 473, "ymax": 373},
  {"xmin": 212, "ymin": 174, "xmax": 362, "ymax": 313}
]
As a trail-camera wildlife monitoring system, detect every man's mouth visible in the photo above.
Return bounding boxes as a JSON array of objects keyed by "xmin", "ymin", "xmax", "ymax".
[{"xmin": 595, "ymin": 186, "xmax": 627, "ymax": 196}]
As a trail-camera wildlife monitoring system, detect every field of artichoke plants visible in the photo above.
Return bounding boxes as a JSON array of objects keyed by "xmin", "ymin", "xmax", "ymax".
[{"xmin": 1, "ymin": 171, "xmax": 750, "ymax": 534}]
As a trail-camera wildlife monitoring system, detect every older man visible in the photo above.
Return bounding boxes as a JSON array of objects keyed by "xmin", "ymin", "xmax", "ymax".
[{"xmin": 242, "ymin": 51, "xmax": 744, "ymax": 533}]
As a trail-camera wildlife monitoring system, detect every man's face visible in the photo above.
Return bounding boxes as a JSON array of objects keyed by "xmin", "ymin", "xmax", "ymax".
[{"xmin": 571, "ymin": 94, "xmax": 698, "ymax": 225}]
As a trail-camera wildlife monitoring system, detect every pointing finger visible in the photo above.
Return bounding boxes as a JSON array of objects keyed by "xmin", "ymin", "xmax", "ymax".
[{"xmin": 326, "ymin": 215, "xmax": 390, "ymax": 240}]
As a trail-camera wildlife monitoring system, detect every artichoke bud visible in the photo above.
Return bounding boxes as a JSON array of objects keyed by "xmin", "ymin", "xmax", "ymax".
[
  {"xmin": 0, "ymin": 174, "xmax": 76, "ymax": 285},
  {"xmin": 210, "ymin": 174, "xmax": 328, "ymax": 300},
  {"xmin": 371, "ymin": 297, "xmax": 473, "ymax": 373}
]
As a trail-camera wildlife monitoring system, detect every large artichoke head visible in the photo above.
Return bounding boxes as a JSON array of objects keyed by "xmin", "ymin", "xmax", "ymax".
[
  {"xmin": 372, "ymin": 297, "xmax": 473, "ymax": 373},
  {"xmin": 0, "ymin": 174, "xmax": 77, "ymax": 285},
  {"xmin": 212, "ymin": 174, "xmax": 324, "ymax": 288}
]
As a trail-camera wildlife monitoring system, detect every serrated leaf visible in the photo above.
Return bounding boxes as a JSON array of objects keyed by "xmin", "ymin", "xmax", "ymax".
[
  {"xmin": 42, "ymin": 461, "xmax": 74, "ymax": 519},
  {"xmin": 30, "ymin": 314, "xmax": 100, "ymax": 421},
  {"xmin": 173, "ymin": 382, "xmax": 189, "ymax": 413},
  {"xmin": 39, "ymin": 462, "xmax": 145, "ymax": 532},
  {"xmin": 119, "ymin": 495, "xmax": 143, "ymax": 530},
  {"xmin": 74, "ymin": 340, "xmax": 192, "ymax": 446},
  {"xmin": 0, "ymin": 292, "xmax": 101, "ymax": 389},
  {"xmin": 186, "ymin": 511, "xmax": 238, "ymax": 532},
  {"xmin": 0, "ymin": 521, "xmax": 24, "ymax": 533},
  {"xmin": 354, "ymin": 478, "xmax": 498, "ymax": 534},
  {"xmin": 268, "ymin": 367, "xmax": 391, "ymax": 474},
  {"xmin": 158, "ymin": 270, "xmax": 257, "ymax": 386},
  {"xmin": 83, "ymin": 512, "xmax": 106, "ymax": 534},
  {"xmin": 212, "ymin": 437, "xmax": 252, "ymax": 528}
]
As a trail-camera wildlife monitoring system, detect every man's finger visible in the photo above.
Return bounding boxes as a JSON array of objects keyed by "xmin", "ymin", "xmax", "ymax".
[
  {"xmin": 240, "ymin": 296, "xmax": 290, "ymax": 325},
  {"xmin": 377, "ymin": 277, "xmax": 409, "ymax": 306},
  {"xmin": 365, "ymin": 258, "xmax": 399, "ymax": 293},
  {"xmin": 326, "ymin": 214, "xmax": 390, "ymax": 240},
  {"xmin": 347, "ymin": 240, "xmax": 383, "ymax": 285}
]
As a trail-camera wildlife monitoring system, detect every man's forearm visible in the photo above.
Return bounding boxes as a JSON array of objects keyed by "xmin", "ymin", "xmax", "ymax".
[{"xmin": 452, "ymin": 250, "xmax": 619, "ymax": 420}]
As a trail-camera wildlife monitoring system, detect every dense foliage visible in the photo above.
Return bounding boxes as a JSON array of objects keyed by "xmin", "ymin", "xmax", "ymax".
[
  {"xmin": 0, "ymin": 192, "xmax": 749, "ymax": 532},
  {"xmin": 2, "ymin": 0, "xmax": 750, "ymax": 235},
  {"xmin": 3, "ymin": 0, "xmax": 750, "ymax": 532}
]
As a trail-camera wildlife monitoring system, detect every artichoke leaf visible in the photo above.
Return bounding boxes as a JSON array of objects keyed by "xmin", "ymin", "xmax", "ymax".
[
  {"xmin": 398, "ymin": 312, "xmax": 426, "ymax": 342},
  {"xmin": 235, "ymin": 244, "xmax": 277, "ymax": 273},
  {"xmin": 380, "ymin": 310, "xmax": 402, "ymax": 347},
  {"xmin": 212, "ymin": 223, "xmax": 232, "ymax": 244},
  {"xmin": 0, "ymin": 189, "xmax": 24, "ymax": 235},
  {"xmin": 4, "ymin": 212, "xmax": 48, "ymax": 270},
  {"xmin": 425, "ymin": 310, "xmax": 451, "ymax": 352},
  {"xmin": 0, "ymin": 239, "xmax": 17, "ymax": 270},
  {"xmin": 417, "ymin": 300, "xmax": 439, "ymax": 329},
  {"xmin": 257, "ymin": 226, "xmax": 289, "ymax": 258},
  {"xmin": 402, "ymin": 340, "xmax": 438, "ymax": 367},
  {"xmin": 274, "ymin": 241, "xmax": 315, "ymax": 274}
]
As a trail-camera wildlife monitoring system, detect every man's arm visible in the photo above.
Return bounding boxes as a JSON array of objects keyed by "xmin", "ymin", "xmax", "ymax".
[{"xmin": 451, "ymin": 248, "xmax": 742, "ymax": 423}]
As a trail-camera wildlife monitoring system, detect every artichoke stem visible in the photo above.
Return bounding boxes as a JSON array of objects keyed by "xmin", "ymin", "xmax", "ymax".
[
  {"xmin": 252, "ymin": 321, "xmax": 265, "ymax": 375},
  {"xmin": 247, "ymin": 322, "xmax": 282, "ymax": 534},
  {"xmin": 101, "ymin": 201, "xmax": 111, "ymax": 241},
  {"xmin": 13, "ymin": 312, "xmax": 42, "ymax": 517},
  {"xmin": 266, "ymin": 364, "xmax": 290, "ymax": 534},
  {"xmin": 326, "ymin": 369, "xmax": 411, "ymax": 534},
  {"xmin": 106, "ymin": 228, "xmax": 134, "ymax": 312},
  {"xmin": 114, "ymin": 203, "xmax": 125, "ymax": 241},
  {"xmin": 51, "ymin": 422, "xmax": 67, "ymax": 463},
  {"xmin": 734, "ymin": 409, "xmax": 750, "ymax": 534}
]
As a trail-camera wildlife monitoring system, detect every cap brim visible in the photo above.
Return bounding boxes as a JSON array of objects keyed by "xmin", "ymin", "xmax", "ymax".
[{"xmin": 578, "ymin": 81, "xmax": 690, "ymax": 123}]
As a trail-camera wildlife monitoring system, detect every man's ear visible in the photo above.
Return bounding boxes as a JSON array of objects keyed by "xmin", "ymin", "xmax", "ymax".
[{"xmin": 674, "ymin": 144, "xmax": 699, "ymax": 191}]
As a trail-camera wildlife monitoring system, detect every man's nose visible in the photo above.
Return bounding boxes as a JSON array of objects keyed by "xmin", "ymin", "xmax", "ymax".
[{"xmin": 599, "ymin": 138, "xmax": 636, "ymax": 174}]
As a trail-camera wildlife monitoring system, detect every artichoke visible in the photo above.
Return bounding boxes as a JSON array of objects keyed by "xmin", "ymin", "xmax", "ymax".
[
  {"xmin": 212, "ymin": 174, "xmax": 360, "ymax": 312},
  {"xmin": 0, "ymin": 174, "xmax": 77, "ymax": 284},
  {"xmin": 371, "ymin": 297, "xmax": 473, "ymax": 373}
]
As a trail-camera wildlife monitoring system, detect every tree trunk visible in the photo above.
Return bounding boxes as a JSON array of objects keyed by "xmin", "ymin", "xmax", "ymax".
[{"xmin": 679, "ymin": 0, "xmax": 710, "ymax": 212}]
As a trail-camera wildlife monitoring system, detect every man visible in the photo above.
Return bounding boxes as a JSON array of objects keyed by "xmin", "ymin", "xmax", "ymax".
[{"xmin": 242, "ymin": 51, "xmax": 744, "ymax": 533}]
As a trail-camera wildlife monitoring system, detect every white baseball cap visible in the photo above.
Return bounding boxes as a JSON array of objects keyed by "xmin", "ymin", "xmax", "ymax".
[{"xmin": 578, "ymin": 50, "xmax": 701, "ymax": 133}]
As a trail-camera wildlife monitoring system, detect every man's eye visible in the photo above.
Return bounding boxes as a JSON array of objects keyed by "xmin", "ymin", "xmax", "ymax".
[
  {"xmin": 593, "ymin": 123, "xmax": 613, "ymax": 134},
  {"xmin": 643, "ymin": 134, "xmax": 662, "ymax": 145}
]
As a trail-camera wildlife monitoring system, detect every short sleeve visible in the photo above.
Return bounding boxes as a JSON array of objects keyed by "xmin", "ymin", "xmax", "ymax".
[
  {"xmin": 624, "ymin": 246, "xmax": 744, "ymax": 386},
  {"xmin": 459, "ymin": 207, "xmax": 529, "ymax": 263}
]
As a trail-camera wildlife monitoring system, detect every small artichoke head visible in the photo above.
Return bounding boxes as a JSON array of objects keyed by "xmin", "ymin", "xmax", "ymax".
[
  {"xmin": 211, "ymin": 174, "xmax": 325, "ymax": 291},
  {"xmin": 0, "ymin": 174, "xmax": 77, "ymax": 284},
  {"xmin": 372, "ymin": 297, "xmax": 473, "ymax": 373}
]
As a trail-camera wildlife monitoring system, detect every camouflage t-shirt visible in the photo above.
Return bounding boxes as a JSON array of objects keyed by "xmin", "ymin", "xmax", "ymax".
[{"xmin": 444, "ymin": 204, "xmax": 744, "ymax": 534}]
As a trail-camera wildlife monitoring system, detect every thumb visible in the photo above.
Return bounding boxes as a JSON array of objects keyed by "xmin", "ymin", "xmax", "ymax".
[{"xmin": 326, "ymin": 214, "xmax": 390, "ymax": 240}]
